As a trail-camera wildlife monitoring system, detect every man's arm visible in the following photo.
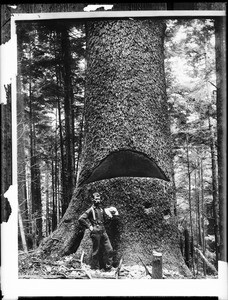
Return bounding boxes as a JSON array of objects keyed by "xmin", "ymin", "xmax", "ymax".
[{"xmin": 78, "ymin": 209, "xmax": 93, "ymax": 231}]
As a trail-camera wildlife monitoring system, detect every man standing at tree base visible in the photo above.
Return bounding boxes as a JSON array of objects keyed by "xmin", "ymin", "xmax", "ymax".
[{"xmin": 78, "ymin": 192, "xmax": 119, "ymax": 271}]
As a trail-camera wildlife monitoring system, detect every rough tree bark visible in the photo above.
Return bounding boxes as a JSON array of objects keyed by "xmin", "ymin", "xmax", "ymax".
[
  {"xmin": 208, "ymin": 114, "xmax": 219, "ymax": 268},
  {"xmin": 29, "ymin": 83, "xmax": 42, "ymax": 244},
  {"xmin": 200, "ymin": 157, "xmax": 206, "ymax": 276},
  {"xmin": 184, "ymin": 228, "xmax": 190, "ymax": 268},
  {"xmin": 60, "ymin": 26, "xmax": 75, "ymax": 215},
  {"xmin": 39, "ymin": 18, "xmax": 191, "ymax": 276},
  {"xmin": 17, "ymin": 80, "xmax": 29, "ymax": 246},
  {"xmin": 17, "ymin": 44, "xmax": 29, "ymax": 243}
]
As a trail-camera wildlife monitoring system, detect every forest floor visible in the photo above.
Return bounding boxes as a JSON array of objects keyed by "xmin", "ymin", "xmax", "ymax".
[{"xmin": 18, "ymin": 251, "xmax": 218, "ymax": 280}]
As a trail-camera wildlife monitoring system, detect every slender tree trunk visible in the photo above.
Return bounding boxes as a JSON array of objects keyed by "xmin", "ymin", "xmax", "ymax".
[
  {"xmin": 54, "ymin": 126, "xmax": 58, "ymax": 230},
  {"xmin": 29, "ymin": 81, "xmax": 36, "ymax": 243},
  {"xmin": 54, "ymin": 33, "xmax": 65, "ymax": 217},
  {"xmin": 184, "ymin": 228, "xmax": 190, "ymax": 268},
  {"xmin": 51, "ymin": 147, "xmax": 57, "ymax": 232},
  {"xmin": 55, "ymin": 109, "xmax": 61, "ymax": 225},
  {"xmin": 194, "ymin": 168, "xmax": 199, "ymax": 274},
  {"xmin": 25, "ymin": 160, "xmax": 33, "ymax": 244},
  {"xmin": 33, "ymin": 158, "xmax": 42, "ymax": 243},
  {"xmin": 186, "ymin": 135, "xmax": 195, "ymax": 274},
  {"xmin": 200, "ymin": 156, "xmax": 206, "ymax": 276},
  {"xmin": 214, "ymin": 16, "xmax": 226, "ymax": 263},
  {"xmin": 75, "ymin": 110, "xmax": 84, "ymax": 185},
  {"xmin": 208, "ymin": 115, "xmax": 219, "ymax": 269},
  {"xmin": 17, "ymin": 76, "xmax": 29, "ymax": 243},
  {"xmin": 29, "ymin": 114, "xmax": 42, "ymax": 244},
  {"xmin": 186, "ymin": 137, "xmax": 193, "ymax": 238},
  {"xmin": 197, "ymin": 156, "xmax": 203, "ymax": 247},
  {"xmin": 28, "ymin": 45, "xmax": 42, "ymax": 245},
  {"xmin": 60, "ymin": 25, "xmax": 75, "ymax": 215},
  {"xmin": 57, "ymin": 95, "xmax": 65, "ymax": 217},
  {"xmin": 17, "ymin": 43, "xmax": 29, "ymax": 239},
  {"xmin": 52, "ymin": 175, "xmax": 56, "ymax": 231},
  {"xmin": 45, "ymin": 163, "xmax": 50, "ymax": 237},
  {"xmin": 56, "ymin": 168, "xmax": 60, "ymax": 225},
  {"xmin": 18, "ymin": 206, "xmax": 28, "ymax": 253}
]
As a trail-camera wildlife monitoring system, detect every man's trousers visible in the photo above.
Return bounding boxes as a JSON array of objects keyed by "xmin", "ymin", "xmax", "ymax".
[{"xmin": 90, "ymin": 230, "xmax": 113, "ymax": 270}]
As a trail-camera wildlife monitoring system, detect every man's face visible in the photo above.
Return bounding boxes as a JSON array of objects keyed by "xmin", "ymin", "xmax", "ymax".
[{"xmin": 93, "ymin": 194, "xmax": 101, "ymax": 206}]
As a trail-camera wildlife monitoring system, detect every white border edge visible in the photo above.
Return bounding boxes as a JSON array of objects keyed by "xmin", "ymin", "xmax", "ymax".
[{"xmin": 11, "ymin": 10, "xmax": 226, "ymax": 22}]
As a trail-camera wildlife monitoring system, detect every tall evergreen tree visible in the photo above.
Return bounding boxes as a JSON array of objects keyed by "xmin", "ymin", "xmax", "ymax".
[{"xmin": 39, "ymin": 17, "xmax": 191, "ymax": 276}]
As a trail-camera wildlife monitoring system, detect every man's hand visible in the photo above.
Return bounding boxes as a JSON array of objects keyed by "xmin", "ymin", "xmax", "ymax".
[{"xmin": 89, "ymin": 225, "xmax": 93, "ymax": 231}]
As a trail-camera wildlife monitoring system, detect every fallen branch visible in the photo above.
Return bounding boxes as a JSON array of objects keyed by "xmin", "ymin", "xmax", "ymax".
[
  {"xmin": 137, "ymin": 255, "xmax": 152, "ymax": 278},
  {"xmin": 80, "ymin": 251, "xmax": 85, "ymax": 267},
  {"xmin": 194, "ymin": 247, "xmax": 218, "ymax": 275},
  {"xmin": 208, "ymin": 81, "xmax": 217, "ymax": 89}
]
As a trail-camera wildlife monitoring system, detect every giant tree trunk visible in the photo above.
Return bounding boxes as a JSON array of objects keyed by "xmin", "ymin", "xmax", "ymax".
[{"xmin": 39, "ymin": 18, "xmax": 190, "ymax": 276}]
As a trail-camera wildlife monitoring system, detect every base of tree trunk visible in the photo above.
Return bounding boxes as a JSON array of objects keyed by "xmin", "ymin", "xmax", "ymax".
[{"xmin": 37, "ymin": 179, "xmax": 192, "ymax": 277}]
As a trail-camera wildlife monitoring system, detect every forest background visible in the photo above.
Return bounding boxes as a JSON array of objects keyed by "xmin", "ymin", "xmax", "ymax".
[
  {"xmin": 0, "ymin": 2, "xmax": 226, "ymax": 282},
  {"xmin": 9, "ymin": 17, "xmax": 219, "ymax": 278}
]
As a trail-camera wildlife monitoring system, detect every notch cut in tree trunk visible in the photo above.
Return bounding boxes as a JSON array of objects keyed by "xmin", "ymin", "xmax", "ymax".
[
  {"xmin": 152, "ymin": 251, "xmax": 162, "ymax": 279},
  {"xmin": 80, "ymin": 149, "xmax": 169, "ymax": 186}
]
